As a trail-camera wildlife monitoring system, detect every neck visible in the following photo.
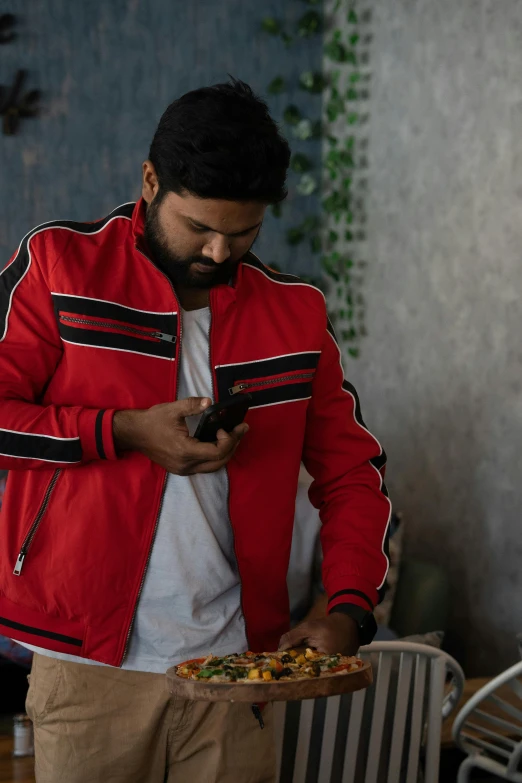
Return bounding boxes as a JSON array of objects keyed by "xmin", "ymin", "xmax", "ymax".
[{"xmin": 175, "ymin": 286, "xmax": 210, "ymax": 311}]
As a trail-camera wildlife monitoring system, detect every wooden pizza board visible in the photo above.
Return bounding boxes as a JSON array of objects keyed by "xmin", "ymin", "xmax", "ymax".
[{"xmin": 166, "ymin": 660, "xmax": 373, "ymax": 702}]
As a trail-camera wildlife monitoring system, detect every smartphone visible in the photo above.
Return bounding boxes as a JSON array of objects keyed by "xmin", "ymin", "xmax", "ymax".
[{"xmin": 194, "ymin": 394, "xmax": 253, "ymax": 443}]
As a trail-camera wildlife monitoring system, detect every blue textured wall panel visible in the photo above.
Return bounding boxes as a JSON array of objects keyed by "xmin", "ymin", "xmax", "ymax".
[{"xmin": 0, "ymin": 0, "xmax": 322, "ymax": 274}]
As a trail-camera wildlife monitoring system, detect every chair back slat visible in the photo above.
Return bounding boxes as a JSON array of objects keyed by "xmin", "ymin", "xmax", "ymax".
[
  {"xmin": 364, "ymin": 652, "xmax": 393, "ymax": 783},
  {"xmin": 341, "ymin": 688, "xmax": 367, "ymax": 783},
  {"xmin": 465, "ymin": 720, "xmax": 517, "ymax": 749},
  {"xmin": 509, "ymin": 678, "xmax": 522, "ymax": 701},
  {"xmin": 317, "ymin": 695, "xmax": 340, "ymax": 783},
  {"xmin": 424, "ymin": 657, "xmax": 446, "ymax": 783},
  {"xmin": 473, "ymin": 707, "xmax": 522, "ymax": 737},
  {"xmin": 460, "ymin": 731, "xmax": 512, "ymax": 759},
  {"xmin": 293, "ymin": 700, "xmax": 315, "ymax": 783},
  {"xmin": 386, "ymin": 653, "xmax": 414, "ymax": 783},
  {"xmin": 405, "ymin": 654, "xmax": 427, "ymax": 783},
  {"xmin": 487, "ymin": 693, "xmax": 522, "ymax": 723}
]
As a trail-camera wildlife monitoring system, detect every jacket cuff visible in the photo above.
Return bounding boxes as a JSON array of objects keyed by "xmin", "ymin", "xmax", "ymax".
[
  {"xmin": 78, "ymin": 409, "xmax": 118, "ymax": 462},
  {"xmin": 326, "ymin": 579, "xmax": 378, "ymax": 614}
]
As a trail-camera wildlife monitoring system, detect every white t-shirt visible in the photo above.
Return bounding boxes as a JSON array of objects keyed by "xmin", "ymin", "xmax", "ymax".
[{"xmin": 21, "ymin": 307, "xmax": 248, "ymax": 672}]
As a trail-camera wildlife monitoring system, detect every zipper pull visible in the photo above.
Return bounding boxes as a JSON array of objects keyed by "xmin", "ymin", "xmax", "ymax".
[
  {"xmin": 153, "ymin": 332, "xmax": 176, "ymax": 343},
  {"xmin": 229, "ymin": 383, "xmax": 248, "ymax": 395},
  {"xmin": 13, "ymin": 552, "xmax": 25, "ymax": 576}
]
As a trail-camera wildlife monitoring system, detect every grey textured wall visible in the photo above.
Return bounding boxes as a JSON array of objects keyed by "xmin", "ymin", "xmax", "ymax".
[
  {"xmin": 348, "ymin": 0, "xmax": 522, "ymax": 675},
  {"xmin": 0, "ymin": 0, "xmax": 321, "ymax": 274}
]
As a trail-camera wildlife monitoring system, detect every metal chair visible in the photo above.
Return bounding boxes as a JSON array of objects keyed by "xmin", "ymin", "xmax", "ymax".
[
  {"xmin": 273, "ymin": 641, "xmax": 464, "ymax": 783},
  {"xmin": 452, "ymin": 660, "xmax": 522, "ymax": 783}
]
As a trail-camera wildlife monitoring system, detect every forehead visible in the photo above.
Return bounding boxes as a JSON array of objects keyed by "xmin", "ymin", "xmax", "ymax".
[{"xmin": 161, "ymin": 191, "xmax": 266, "ymax": 232}]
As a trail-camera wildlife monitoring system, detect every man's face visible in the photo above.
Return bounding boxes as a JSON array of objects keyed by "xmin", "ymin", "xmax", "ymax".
[{"xmin": 143, "ymin": 189, "xmax": 266, "ymax": 289}]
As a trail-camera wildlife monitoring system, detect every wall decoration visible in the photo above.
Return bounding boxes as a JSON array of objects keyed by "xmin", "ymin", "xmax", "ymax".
[
  {"xmin": 0, "ymin": 14, "xmax": 40, "ymax": 135},
  {"xmin": 261, "ymin": 0, "xmax": 372, "ymax": 357}
]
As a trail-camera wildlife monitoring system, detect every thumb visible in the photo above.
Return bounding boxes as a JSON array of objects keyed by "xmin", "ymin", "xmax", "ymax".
[
  {"xmin": 173, "ymin": 397, "xmax": 212, "ymax": 420},
  {"xmin": 278, "ymin": 623, "xmax": 310, "ymax": 652}
]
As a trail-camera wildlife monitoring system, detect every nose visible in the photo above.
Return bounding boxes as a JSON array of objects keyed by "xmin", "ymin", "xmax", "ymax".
[{"xmin": 202, "ymin": 234, "xmax": 231, "ymax": 265}]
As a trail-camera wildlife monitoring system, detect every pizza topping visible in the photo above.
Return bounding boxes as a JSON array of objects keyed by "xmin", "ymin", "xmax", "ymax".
[{"xmin": 176, "ymin": 649, "xmax": 364, "ymax": 684}]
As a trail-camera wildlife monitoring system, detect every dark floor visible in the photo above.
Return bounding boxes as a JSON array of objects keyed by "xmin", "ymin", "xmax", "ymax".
[{"xmin": 439, "ymin": 748, "xmax": 504, "ymax": 782}]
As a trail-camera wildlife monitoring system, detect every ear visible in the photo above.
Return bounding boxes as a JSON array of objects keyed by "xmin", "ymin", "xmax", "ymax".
[{"xmin": 142, "ymin": 161, "xmax": 160, "ymax": 204}]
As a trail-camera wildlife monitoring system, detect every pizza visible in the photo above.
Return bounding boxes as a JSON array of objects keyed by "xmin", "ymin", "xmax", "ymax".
[{"xmin": 175, "ymin": 648, "xmax": 364, "ymax": 683}]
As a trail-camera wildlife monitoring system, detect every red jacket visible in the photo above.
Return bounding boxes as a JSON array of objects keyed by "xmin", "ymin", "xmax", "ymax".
[{"xmin": 0, "ymin": 200, "xmax": 391, "ymax": 666}]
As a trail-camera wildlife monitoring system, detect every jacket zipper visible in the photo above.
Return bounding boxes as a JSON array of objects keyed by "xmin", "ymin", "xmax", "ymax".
[
  {"xmin": 60, "ymin": 315, "xmax": 176, "ymax": 343},
  {"xmin": 13, "ymin": 470, "xmax": 61, "ymax": 576},
  {"xmin": 120, "ymin": 246, "xmax": 181, "ymax": 664},
  {"xmin": 229, "ymin": 372, "xmax": 314, "ymax": 396}
]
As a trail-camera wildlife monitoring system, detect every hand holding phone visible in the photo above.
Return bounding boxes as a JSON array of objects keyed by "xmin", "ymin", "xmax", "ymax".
[{"xmin": 194, "ymin": 394, "xmax": 253, "ymax": 443}]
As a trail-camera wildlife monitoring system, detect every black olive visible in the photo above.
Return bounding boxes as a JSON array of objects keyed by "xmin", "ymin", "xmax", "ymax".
[
  {"xmin": 311, "ymin": 663, "xmax": 321, "ymax": 677},
  {"xmin": 281, "ymin": 654, "xmax": 293, "ymax": 664},
  {"xmin": 280, "ymin": 667, "xmax": 294, "ymax": 677}
]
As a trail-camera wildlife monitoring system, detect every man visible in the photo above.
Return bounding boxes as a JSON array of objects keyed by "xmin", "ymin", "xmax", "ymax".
[{"xmin": 0, "ymin": 80, "xmax": 391, "ymax": 782}]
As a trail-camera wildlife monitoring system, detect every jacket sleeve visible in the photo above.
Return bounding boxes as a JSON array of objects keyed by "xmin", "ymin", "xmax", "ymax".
[
  {"xmin": 0, "ymin": 234, "xmax": 118, "ymax": 470},
  {"xmin": 302, "ymin": 320, "xmax": 391, "ymax": 614}
]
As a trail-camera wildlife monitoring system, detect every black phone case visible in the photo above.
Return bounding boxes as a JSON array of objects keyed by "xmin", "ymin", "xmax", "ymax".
[{"xmin": 194, "ymin": 394, "xmax": 253, "ymax": 443}]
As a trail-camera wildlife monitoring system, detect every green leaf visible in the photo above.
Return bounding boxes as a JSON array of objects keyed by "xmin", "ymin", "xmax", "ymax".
[
  {"xmin": 347, "ymin": 112, "xmax": 359, "ymax": 125},
  {"xmin": 281, "ymin": 31, "xmax": 293, "ymax": 47},
  {"xmin": 283, "ymin": 105, "xmax": 302, "ymax": 126},
  {"xmin": 310, "ymin": 235, "xmax": 322, "ymax": 253},
  {"xmin": 299, "ymin": 71, "xmax": 326, "ymax": 94},
  {"xmin": 349, "ymin": 34, "xmax": 360, "ymax": 46},
  {"xmin": 346, "ymin": 88, "xmax": 358, "ymax": 101},
  {"xmin": 296, "ymin": 174, "xmax": 318, "ymax": 195},
  {"xmin": 350, "ymin": 73, "xmax": 361, "ymax": 83},
  {"xmin": 293, "ymin": 119, "xmax": 313, "ymax": 140},
  {"xmin": 324, "ymin": 41, "xmax": 347, "ymax": 62},
  {"xmin": 267, "ymin": 76, "xmax": 286, "ymax": 95},
  {"xmin": 345, "ymin": 136, "xmax": 355, "ymax": 149},
  {"xmin": 346, "ymin": 50, "xmax": 357, "ymax": 65},
  {"xmin": 290, "ymin": 153, "xmax": 313, "ymax": 174},
  {"xmin": 345, "ymin": 230, "xmax": 354, "ymax": 241},
  {"xmin": 347, "ymin": 9, "xmax": 358, "ymax": 24},
  {"xmin": 326, "ymin": 99, "xmax": 344, "ymax": 123},
  {"xmin": 341, "ymin": 257, "xmax": 353, "ymax": 269},
  {"xmin": 341, "ymin": 327, "xmax": 357, "ymax": 341},
  {"xmin": 298, "ymin": 11, "xmax": 322, "ymax": 37},
  {"xmin": 329, "ymin": 230, "xmax": 339, "ymax": 243},
  {"xmin": 327, "ymin": 135, "xmax": 338, "ymax": 146},
  {"xmin": 341, "ymin": 177, "xmax": 352, "ymax": 191},
  {"xmin": 333, "ymin": 30, "xmax": 342, "ymax": 42},
  {"xmin": 311, "ymin": 120, "xmax": 323, "ymax": 139},
  {"xmin": 262, "ymin": 17, "xmax": 281, "ymax": 35},
  {"xmin": 340, "ymin": 151, "xmax": 355, "ymax": 167},
  {"xmin": 271, "ymin": 203, "xmax": 282, "ymax": 218},
  {"xmin": 286, "ymin": 227, "xmax": 305, "ymax": 246},
  {"xmin": 303, "ymin": 215, "xmax": 320, "ymax": 232},
  {"xmin": 348, "ymin": 347, "xmax": 360, "ymax": 358}
]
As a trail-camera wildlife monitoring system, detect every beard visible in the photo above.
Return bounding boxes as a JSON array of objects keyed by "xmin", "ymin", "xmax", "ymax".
[{"xmin": 144, "ymin": 197, "xmax": 241, "ymax": 289}]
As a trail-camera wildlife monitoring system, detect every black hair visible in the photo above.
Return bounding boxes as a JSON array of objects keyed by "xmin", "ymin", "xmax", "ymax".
[{"xmin": 149, "ymin": 78, "xmax": 290, "ymax": 203}]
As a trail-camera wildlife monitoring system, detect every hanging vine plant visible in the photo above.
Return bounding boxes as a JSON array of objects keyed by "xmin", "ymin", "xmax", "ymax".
[{"xmin": 260, "ymin": 1, "xmax": 372, "ymax": 358}]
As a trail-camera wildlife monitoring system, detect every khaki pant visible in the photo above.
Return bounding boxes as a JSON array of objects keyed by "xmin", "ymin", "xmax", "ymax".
[{"xmin": 26, "ymin": 653, "xmax": 276, "ymax": 783}]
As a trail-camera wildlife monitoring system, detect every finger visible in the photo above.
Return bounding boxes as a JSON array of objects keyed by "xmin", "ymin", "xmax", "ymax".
[
  {"xmin": 172, "ymin": 397, "xmax": 212, "ymax": 420},
  {"xmin": 215, "ymin": 424, "xmax": 249, "ymax": 442},
  {"xmin": 278, "ymin": 624, "xmax": 312, "ymax": 651}
]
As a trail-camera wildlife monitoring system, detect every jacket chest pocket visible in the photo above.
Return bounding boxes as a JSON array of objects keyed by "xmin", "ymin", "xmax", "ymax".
[
  {"xmin": 215, "ymin": 352, "xmax": 320, "ymax": 409},
  {"xmin": 52, "ymin": 294, "xmax": 178, "ymax": 360}
]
